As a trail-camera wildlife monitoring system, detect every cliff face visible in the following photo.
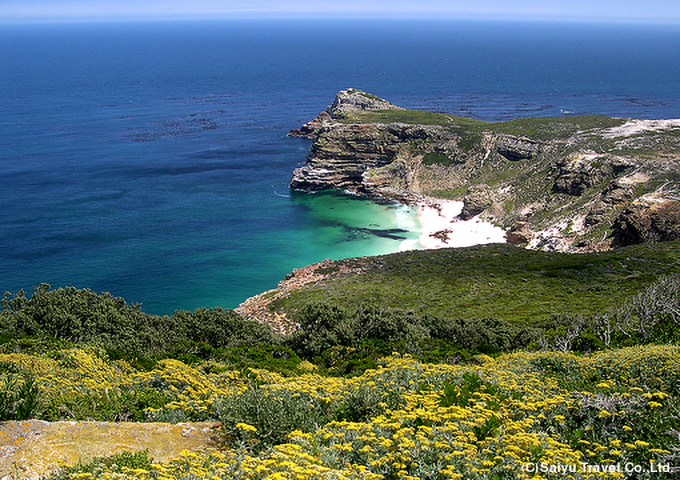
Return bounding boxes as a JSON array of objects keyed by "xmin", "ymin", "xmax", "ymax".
[
  {"xmin": 290, "ymin": 89, "xmax": 680, "ymax": 252},
  {"xmin": 291, "ymin": 122, "xmax": 458, "ymax": 200}
]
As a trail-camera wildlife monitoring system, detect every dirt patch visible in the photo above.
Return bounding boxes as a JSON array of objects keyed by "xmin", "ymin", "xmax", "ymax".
[
  {"xmin": 236, "ymin": 258, "xmax": 363, "ymax": 334},
  {"xmin": 0, "ymin": 420, "xmax": 220, "ymax": 479}
]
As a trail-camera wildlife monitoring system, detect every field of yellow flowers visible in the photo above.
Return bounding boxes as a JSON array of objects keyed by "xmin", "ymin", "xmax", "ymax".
[{"xmin": 2, "ymin": 345, "xmax": 679, "ymax": 479}]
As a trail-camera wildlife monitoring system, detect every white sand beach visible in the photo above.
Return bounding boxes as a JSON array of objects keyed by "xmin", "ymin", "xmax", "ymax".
[{"xmin": 415, "ymin": 199, "xmax": 506, "ymax": 249}]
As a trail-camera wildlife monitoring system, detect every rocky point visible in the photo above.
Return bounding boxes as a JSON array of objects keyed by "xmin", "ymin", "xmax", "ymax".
[{"xmin": 289, "ymin": 89, "xmax": 680, "ymax": 252}]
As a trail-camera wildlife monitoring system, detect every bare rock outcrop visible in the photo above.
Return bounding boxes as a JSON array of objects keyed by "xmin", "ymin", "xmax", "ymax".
[
  {"xmin": 506, "ymin": 221, "xmax": 533, "ymax": 246},
  {"xmin": 327, "ymin": 88, "xmax": 404, "ymax": 118},
  {"xmin": 290, "ymin": 122, "xmax": 459, "ymax": 195},
  {"xmin": 612, "ymin": 196, "xmax": 680, "ymax": 246},
  {"xmin": 460, "ymin": 184, "xmax": 494, "ymax": 220},
  {"xmin": 290, "ymin": 123, "xmax": 402, "ymax": 192},
  {"xmin": 288, "ymin": 110, "xmax": 332, "ymax": 138},
  {"xmin": 288, "ymin": 88, "xmax": 403, "ymax": 139},
  {"xmin": 552, "ymin": 152, "xmax": 635, "ymax": 196},
  {"xmin": 494, "ymin": 134, "xmax": 542, "ymax": 161},
  {"xmin": 0, "ymin": 420, "xmax": 220, "ymax": 480}
]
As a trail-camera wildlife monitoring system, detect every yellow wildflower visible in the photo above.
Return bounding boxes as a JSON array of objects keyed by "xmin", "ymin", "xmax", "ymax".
[{"xmin": 236, "ymin": 422, "xmax": 257, "ymax": 433}]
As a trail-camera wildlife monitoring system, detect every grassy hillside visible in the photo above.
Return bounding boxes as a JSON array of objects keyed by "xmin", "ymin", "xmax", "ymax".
[
  {"xmin": 339, "ymin": 108, "xmax": 627, "ymax": 142},
  {"xmin": 271, "ymin": 241, "xmax": 680, "ymax": 325}
]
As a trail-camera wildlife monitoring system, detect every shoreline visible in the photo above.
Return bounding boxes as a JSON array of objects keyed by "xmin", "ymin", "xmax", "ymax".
[{"xmin": 413, "ymin": 198, "xmax": 507, "ymax": 249}]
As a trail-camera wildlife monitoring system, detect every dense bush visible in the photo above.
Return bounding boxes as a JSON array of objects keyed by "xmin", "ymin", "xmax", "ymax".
[
  {"xmin": 288, "ymin": 274, "xmax": 679, "ymax": 371},
  {"xmin": 544, "ymin": 390, "xmax": 680, "ymax": 467},
  {"xmin": 286, "ymin": 302, "xmax": 354, "ymax": 358},
  {"xmin": 1, "ymin": 284, "xmax": 152, "ymax": 350},
  {"xmin": 443, "ymin": 316, "xmax": 539, "ymax": 354},
  {"xmin": 273, "ymin": 242, "xmax": 680, "ymax": 326},
  {"xmin": 0, "ymin": 285, "xmax": 279, "ymax": 365},
  {"xmin": 41, "ymin": 385, "xmax": 174, "ymax": 422},
  {"xmin": 286, "ymin": 300, "xmax": 539, "ymax": 372}
]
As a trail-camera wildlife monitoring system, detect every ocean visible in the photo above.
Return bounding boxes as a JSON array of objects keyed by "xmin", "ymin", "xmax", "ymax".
[{"xmin": 1, "ymin": 19, "xmax": 679, "ymax": 314}]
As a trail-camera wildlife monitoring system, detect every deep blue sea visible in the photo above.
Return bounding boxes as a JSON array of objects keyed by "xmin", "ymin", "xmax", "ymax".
[{"xmin": 1, "ymin": 19, "xmax": 679, "ymax": 314}]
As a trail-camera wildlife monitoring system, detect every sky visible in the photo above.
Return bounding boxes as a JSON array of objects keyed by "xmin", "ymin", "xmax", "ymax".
[{"xmin": 0, "ymin": 0, "xmax": 679, "ymax": 24}]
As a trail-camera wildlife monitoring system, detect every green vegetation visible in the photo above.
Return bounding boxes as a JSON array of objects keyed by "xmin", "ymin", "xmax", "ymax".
[
  {"xmin": 338, "ymin": 108, "xmax": 626, "ymax": 143},
  {"xmin": 422, "ymin": 152, "xmax": 452, "ymax": 165},
  {"xmin": 285, "ymin": 301, "xmax": 537, "ymax": 375},
  {"xmin": 0, "ymin": 374, "xmax": 39, "ymax": 420},
  {"xmin": 32, "ymin": 345, "xmax": 680, "ymax": 480},
  {"xmin": 353, "ymin": 89, "xmax": 384, "ymax": 102},
  {"xmin": 489, "ymin": 115, "xmax": 626, "ymax": 140},
  {"xmin": 339, "ymin": 108, "xmax": 474, "ymax": 126},
  {"xmin": 49, "ymin": 451, "xmax": 153, "ymax": 480},
  {"xmin": 2, "ymin": 242, "xmax": 678, "ymax": 381},
  {"xmin": 271, "ymin": 241, "xmax": 680, "ymax": 325},
  {"xmin": 4, "ymin": 95, "xmax": 680, "ymax": 478},
  {"xmin": 1, "ymin": 242, "xmax": 678, "ymax": 382},
  {"xmin": 0, "ymin": 284, "xmax": 288, "ymax": 372},
  {"xmin": 215, "ymin": 383, "xmax": 332, "ymax": 451}
]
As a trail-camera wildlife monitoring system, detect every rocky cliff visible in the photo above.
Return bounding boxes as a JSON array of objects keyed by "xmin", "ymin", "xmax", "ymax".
[{"xmin": 290, "ymin": 89, "xmax": 680, "ymax": 252}]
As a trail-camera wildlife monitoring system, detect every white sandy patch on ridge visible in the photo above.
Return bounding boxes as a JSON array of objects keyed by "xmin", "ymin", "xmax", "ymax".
[
  {"xmin": 601, "ymin": 119, "xmax": 680, "ymax": 138},
  {"xmin": 415, "ymin": 199, "xmax": 506, "ymax": 249}
]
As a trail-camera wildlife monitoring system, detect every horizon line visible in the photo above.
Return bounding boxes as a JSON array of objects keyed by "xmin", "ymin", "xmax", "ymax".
[{"xmin": 1, "ymin": 14, "xmax": 680, "ymax": 27}]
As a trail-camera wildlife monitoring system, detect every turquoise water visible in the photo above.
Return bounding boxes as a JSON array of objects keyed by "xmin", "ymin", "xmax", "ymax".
[
  {"xmin": 1, "ymin": 19, "xmax": 679, "ymax": 314},
  {"xmin": 291, "ymin": 191, "xmax": 421, "ymax": 258}
]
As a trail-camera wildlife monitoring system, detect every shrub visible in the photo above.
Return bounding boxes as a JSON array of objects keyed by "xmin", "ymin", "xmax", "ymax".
[
  {"xmin": 48, "ymin": 450, "xmax": 153, "ymax": 480},
  {"xmin": 334, "ymin": 383, "xmax": 395, "ymax": 423},
  {"xmin": 213, "ymin": 382, "xmax": 331, "ymax": 451},
  {"xmin": 316, "ymin": 344, "xmax": 383, "ymax": 376},
  {"xmin": 41, "ymin": 387, "xmax": 174, "ymax": 422},
  {"xmin": 449, "ymin": 317, "xmax": 539, "ymax": 353},
  {"xmin": 169, "ymin": 307, "xmax": 277, "ymax": 350},
  {"xmin": 286, "ymin": 301, "xmax": 354, "ymax": 358},
  {"xmin": 538, "ymin": 276, "xmax": 680, "ymax": 353},
  {"xmin": 0, "ymin": 374, "xmax": 39, "ymax": 420},
  {"xmin": 543, "ymin": 391, "xmax": 679, "ymax": 467},
  {"xmin": 617, "ymin": 274, "xmax": 680, "ymax": 344}
]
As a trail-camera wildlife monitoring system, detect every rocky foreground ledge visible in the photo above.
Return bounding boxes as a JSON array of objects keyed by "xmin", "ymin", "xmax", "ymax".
[
  {"xmin": 289, "ymin": 88, "xmax": 680, "ymax": 252},
  {"xmin": 0, "ymin": 420, "xmax": 219, "ymax": 479}
]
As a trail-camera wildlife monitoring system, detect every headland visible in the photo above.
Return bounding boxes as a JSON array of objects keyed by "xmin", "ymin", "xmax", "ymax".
[{"xmin": 289, "ymin": 88, "xmax": 680, "ymax": 253}]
